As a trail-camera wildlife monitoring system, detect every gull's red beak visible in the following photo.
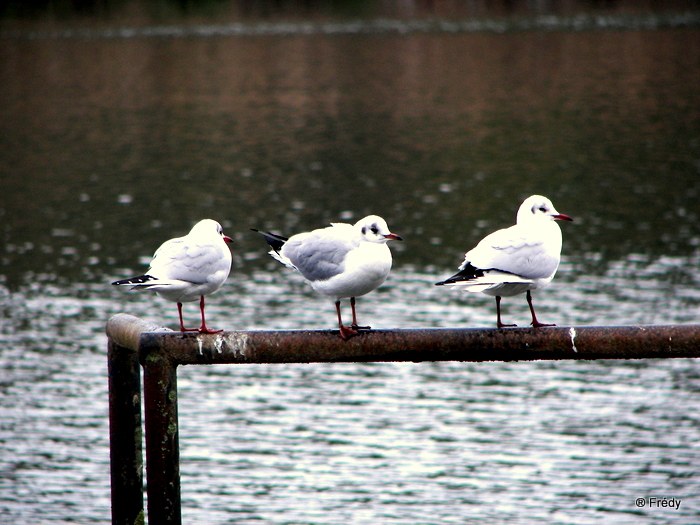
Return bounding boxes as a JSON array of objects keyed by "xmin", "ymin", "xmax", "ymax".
[
  {"xmin": 553, "ymin": 214, "xmax": 573, "ymax": 222},
  {"xmin": 223, "ymin": 235, "xmax": 233, "ymax": 243},
  {"xmin": 384, "ymin": 233, "xmax": 403, "ymax": 241}
]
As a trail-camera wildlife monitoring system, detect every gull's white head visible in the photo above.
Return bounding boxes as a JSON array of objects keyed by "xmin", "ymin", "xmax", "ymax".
[
  {"xmin": 516, "ymin": 195, "xmax": 573, "ymax": 225},
  {"xmin": 189, "ymin": 219, "xmax": 233, "ymax": 243},
  {"xmin": 355, "ymin": 215, "xmax": 403, "ymax": 243}
]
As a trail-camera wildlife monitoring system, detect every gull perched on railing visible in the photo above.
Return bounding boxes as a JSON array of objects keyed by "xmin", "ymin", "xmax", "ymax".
[
  {"xmin": 254, "ymin": 215, "xmax": 402, "ymax": 340},
  {"xmin": 436, "ymin": 195, "xmax": 573, "ymax": 328},
  {"xmin": 112, "ymin": 219, "xmax": 233, "ymax": 333}
]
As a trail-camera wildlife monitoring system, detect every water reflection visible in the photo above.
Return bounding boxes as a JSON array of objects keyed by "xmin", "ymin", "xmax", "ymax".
[{"xmin": 1, "ymin": 14, "xmax": 700, "ymax": 288}]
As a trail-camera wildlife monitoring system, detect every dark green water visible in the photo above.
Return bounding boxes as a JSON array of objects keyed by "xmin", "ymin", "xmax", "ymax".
[{"xmin": 1, "ymin": 8, "xmax": 700, "ymax": 287}]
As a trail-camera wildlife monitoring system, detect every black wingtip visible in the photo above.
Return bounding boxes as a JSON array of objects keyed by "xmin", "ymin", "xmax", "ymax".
[
  {"xmin": 112, "ymin": 275, "xmax": 155, "ymax": 286},
  {"xmin": 252, "ymin": 228, "xmax": 288, "ymax": 253},
  {"xmin": 435, "ymin": 277, "xmax": 462, "ymax": 286},
  {"xmin": 435, "ymin": 263, "xmax": 484, "ymax": 286}
]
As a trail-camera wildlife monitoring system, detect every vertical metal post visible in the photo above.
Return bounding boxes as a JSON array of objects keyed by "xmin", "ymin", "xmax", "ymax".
[
  {"xmin": 142, "ymin": 347, "xmax": 181, "ymax": 525},
  {"xmin": 107, "ymin": 339, "xmax": 144, "ymax": 525}
]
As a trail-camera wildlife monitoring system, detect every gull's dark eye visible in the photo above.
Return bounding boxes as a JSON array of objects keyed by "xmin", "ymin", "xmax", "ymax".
[
  {"xmin": 370, "ymin": 225, "xmax": 379, "ymax": 235},
  {"xmin": 539, "ymin": 206, "xmax": 547, "ymax": 213}
]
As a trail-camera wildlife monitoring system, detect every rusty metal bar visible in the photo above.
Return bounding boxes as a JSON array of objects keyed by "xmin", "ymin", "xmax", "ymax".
[
  {"xmin": 135, "ymin": 323, "xmax": 700, "ymax": 365},
  {"xmin": 105, "ymin": 314, "xmax": 700, "ymax": 525},
  {"xmin": 107, "ymin": 315, "xmax": 168, "ymax": 525},
  {"xmin": 107, "ymin": 313, "xmax": 169, "ymax": 352},
  {"xmin": 141, "ymin": 346, "xmax": 181, "ymax": 525},
  {"xmin": 107, "ymin": 339, "xmax": 144, "ymax": 525}
]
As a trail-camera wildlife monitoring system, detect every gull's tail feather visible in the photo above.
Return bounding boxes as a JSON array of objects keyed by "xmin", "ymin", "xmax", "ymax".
[
  {"xmin": 252, "ymin": 228, "xmax": 298, "ymax": 271},
  {"xmin": 112, "ymin": 275, "xmax": 183, "ymax": 292},
  {"xmin": 251, "ymin": 229, "xmax": 288, "ymax": 254},
  {"xmin": 436, "ymin": 264, "xmax": 531, "ymax": 291},
  {"xmin": 435, "ymin": 262, "xmax": 485, "ymax": 286},
  {"xmin": 112, "ymin": 274, "xmax": 156, "ymax": 286}
]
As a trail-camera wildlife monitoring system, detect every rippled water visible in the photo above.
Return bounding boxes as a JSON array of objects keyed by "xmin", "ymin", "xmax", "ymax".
[
  {"xmin": 177, "ymin": 358, "xmax": 700, "ymax": 524},
  {"xmin": 2, "ymin": 1, "xmax": 700, "ymax": 523},
  {"xmin": 2, "ymin": 259, "xmax": 700, "ymax": 523}
]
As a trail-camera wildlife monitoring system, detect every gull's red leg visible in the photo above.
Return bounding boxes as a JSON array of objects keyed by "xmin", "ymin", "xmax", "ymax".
[
  {"xmin": 198, "ymin": 295, "xmax": 223, "ymax": 334},
  {"xmin": 177, "ymin": 302, "xmax": 199, "ymax": 332},
  {"xmin": 496, "ymin": 296, "xmax": 517, "ymax": 328},
  {"xmin": 350, "ymin": 297, "xmax": 370, "ymax": 330},
  {"xmin": 527, "ymin": 290, "xmax": 554, "ymax": 328},
  {"xmin": 336, "ymin": 300, "xmax": 358, "ymax": 340}
]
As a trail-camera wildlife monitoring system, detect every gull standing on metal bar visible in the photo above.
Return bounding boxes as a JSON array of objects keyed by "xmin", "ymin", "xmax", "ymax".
[
  {"xmin": 112, "ymin": 219, "xmax": 233, "ymax": 333},
  {"xmin": 253, "ymin": 215, "xmax": 402, "ymax": 340},
  {"xmin": 435, "ymin": 195, "xmax": 573, "ymax": 328}
]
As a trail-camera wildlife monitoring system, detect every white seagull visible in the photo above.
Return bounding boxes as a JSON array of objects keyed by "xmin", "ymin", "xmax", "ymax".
[
  {"xmin": 253, "ymin": 215, "xmax": 402, "ymax": 340},
  {"xmin": 435, "ymin": 195, "xmax": 573, "ymax": 328},
  {"xmin": 112, "ymin": 219, "xmax": 233, "ymax": 333}
]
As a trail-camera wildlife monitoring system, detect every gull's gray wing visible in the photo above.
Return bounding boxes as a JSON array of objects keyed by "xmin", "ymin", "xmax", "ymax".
[
  {"xmin": 281, "ymin": 225, "xmax": 358, "ymax": 282},
  {"xmin": 465, "ymin": 224, "xmax": 557, "ymax": 281},
  {"xmin": 150, "ymin": 236, "xmax": 229, "ymax": 284}
]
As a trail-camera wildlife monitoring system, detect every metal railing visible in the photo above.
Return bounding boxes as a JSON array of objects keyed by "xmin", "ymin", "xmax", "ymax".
[{"xmin": 106, "ymin": 313, "xmax": 700, "ymax": 525}]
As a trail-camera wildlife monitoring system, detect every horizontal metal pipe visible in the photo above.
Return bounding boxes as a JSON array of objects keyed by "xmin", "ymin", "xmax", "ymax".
[
  {"xmin": 105, "ymin": 315, "xmax": 700, "ymax": 364},
  {"xmin": 106, "ymin": 313, "xmax": 170, "ymax": 351}
]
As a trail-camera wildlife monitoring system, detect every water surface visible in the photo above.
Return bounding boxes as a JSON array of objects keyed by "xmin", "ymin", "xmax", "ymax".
[{"xmin": 1, "ymin": 2, "xmax": 700, "ymax": 523}]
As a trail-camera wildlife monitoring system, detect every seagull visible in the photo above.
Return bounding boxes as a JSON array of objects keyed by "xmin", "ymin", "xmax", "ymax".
[
  {"xmin": 253, "ymin": 215, "xmax": 402, "ymax": 340},
  {"xmin": 435, "ymin": 195, "xmax": 573, "ymax": 328},
  {"xmin": 112, "ymin": 219, "xmax": 233, "ymax": 334}
]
